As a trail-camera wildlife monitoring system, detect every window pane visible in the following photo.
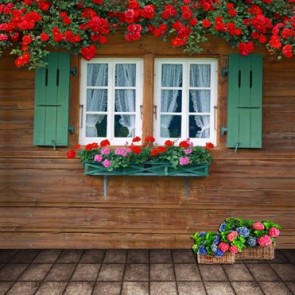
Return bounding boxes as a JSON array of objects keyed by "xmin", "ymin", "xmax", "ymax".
[
  {"xmin": 115, "ymin": 90, "xmax": 135, "ymax": 112},
  {"xmin": 160, "ymin": 115, "xmax": 181, "ymax": 138},
  {"xmin": 87, "ymin": 64, "xmax": 108, "ymax": 86},
  {"xmin": 189, "ymin": 115, "xmax": 210, "ymax": 138},
  {"xmin": 190, "ymin": 64, "xmax": 211, "ymax": 87},
  {"xmin": 86, "ymin": 114, "xmax": 107, "ymax": 137},
  {"xmin": 114, "ymin": 115, "xmax": 135, "ymax": 137},
  {"xmin": 189, "ymin": 90, "xmax": 210, "ymax": 113},
  {"xmin": 115, "ymin": 64, "xmax": 136, "ymax": 87},
  {"xmin": 161, "ymin": 90, "xmax": 182, "ymax": 113},
  {"xmin": 86, "ymin": 89, "xmax": 108, "ymax": 112},
  {"xmin": 161, "ymin": 64, "xmax": 183, "ymax": 87}
]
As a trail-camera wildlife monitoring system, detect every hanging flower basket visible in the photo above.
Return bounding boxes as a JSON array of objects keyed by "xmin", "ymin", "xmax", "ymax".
[{"xmin": 84, "ymin": 161, "xmax": 210, "ymax": 177}]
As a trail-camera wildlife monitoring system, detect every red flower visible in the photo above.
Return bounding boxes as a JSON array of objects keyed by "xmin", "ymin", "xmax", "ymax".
[
  {"xmin": 81, "ymin": 44, "xmax": 96, "ymax": 61},
  {"xmin": 100, "ymin": 139, "xmax": 110, "ymax": 147},
  {"xmin": 130, "ymin": 145, "xmax": 142, "ymax": 154},
  {"xmin": 144, "ymin": 136, "xmax": 155, "ymax": 143},
  {"xmin": 268, "ymin": 34, "xmax": 282, "ymax": 49},
  {"xmin": 85, "ymin": 142, "xmax": 99, "ymax": 151},
  {"xmin": 38, "ymin": 1, "xmax": 51, "ymax": 11},
  {"xmin": 179, "ymin": 140, "xmax": 190, "ymax": 148},
  {"xmin": 282, "ymin": 44, "xmax": 293, "ymax": 58},
  {"xmin": 202, "ymin": 19, "xmax": 211, "ymax": 28},
  {"xmin": 157, "ymin": 146, "xmax": 167, "ymax": 153},
  {"xmin": 141, "ymin": 5, "xmax": 155, "ymax": 19},
  {"xmin": 74, "ymin": 144, "xmax": 81, "ymax": 150},
  {"xmin": 92, "ymin": 0, "xmax": 103, "ymax": 4},
  {"xmin": 150, "ymin": 148, "xmax": 159, "ymax": 156},
  {"xmin": 164, "ymin": 140, "xmax": 174, "ymax": 147},
  {"xmin": 205, "ymin": 142, "xmax": 214, "ymax": 149},
  {"xmin": 40, "ymin": 32, "xmax": 49, "ymax": 42},
  {"xmin": 238, "ymin": 41, "xmax": 254, "ymax": 56},
  {"xmin": 132, "ymin": 136, "xmax": 141, "ymax": 142},
  {"xmin": 67, "ymin": 149, "xmax": 76, "ymax": 159}
]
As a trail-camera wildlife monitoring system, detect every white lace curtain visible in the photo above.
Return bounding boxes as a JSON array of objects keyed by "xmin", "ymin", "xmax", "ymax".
[
  {"xmin": 86, "ymin": 64, "xmax": 107, "ymax": 137},
  {"xmin": 161, "ymin": 64, "xmax": 182, "ymax": 137},
  {"xmin": 190, "ymin": 64, "xmax": 211, "ymax": 138},
  {"xmin": 115, "ymin": 64, "xmax": 136, "ymax": 137}
]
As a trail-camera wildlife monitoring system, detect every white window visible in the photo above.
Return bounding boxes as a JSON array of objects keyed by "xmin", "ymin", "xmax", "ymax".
[
  {"xmin": 80, "ymin": 58, "xmax": 143, "ymax": 145},
  {"xmin": 154, "ymin": 58, "xmax": 217, "ymax": 146}
]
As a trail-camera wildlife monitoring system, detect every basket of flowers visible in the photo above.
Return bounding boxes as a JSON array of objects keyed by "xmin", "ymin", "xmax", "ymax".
[{"xmin": 192, "ymin": 217, "xmax": 281, "ymax": 264}]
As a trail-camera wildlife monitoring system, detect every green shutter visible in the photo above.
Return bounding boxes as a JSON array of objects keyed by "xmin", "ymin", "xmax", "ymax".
[
  {"xmin": 227, "ymin": 54, "xmax": 263, "ymax": 149},
  {"xmin": 33, "ymin": 52, "xmax": 70, "ymax": 146}
]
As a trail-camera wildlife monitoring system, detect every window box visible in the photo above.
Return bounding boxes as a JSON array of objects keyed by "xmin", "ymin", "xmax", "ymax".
[{"xmin": 84, "ymin": 161, "xmax": 210, "ymax": 177}]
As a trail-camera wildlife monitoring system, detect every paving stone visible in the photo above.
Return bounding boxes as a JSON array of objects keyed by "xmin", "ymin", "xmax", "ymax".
[
  {"xmin": 124, "ymin": 263, "xmax": 149, "ymax": 281},
  {"xmin": 223, "ymin": 264, "xmax": 254, "ymax": 281},
  {"xmin": 204, "ymin": 282, "xmax": 235, "ymax": 295},
  {"xmin": 64, "ymin": 282, "xmax": 94, "ymax": 295},
  {"xmin": 246, "ymin": 263, "xmax": 280, "ymax": 281},
  {"xmin": 126, "ymin": 250, "xmax": 149, "ymax": 263},
  {"xmin": 150, "ymin": 263, "xmax": 174, "ymax": 281},
  {"xmin": 232, "ymin": 282, "xmax": 264, "ymax": 295},
  {"xmin": 271, "ymin": 251, "xmax": 291, "ymax": 263},
  {"xmin": 177, "ymin": 282, "xmax": 206, "ymax": 295},
  {"xmin": 150, "ymin": 249, "xmax": 172, "ymax": 263},
  {"xmin": 259, "ymin": 282, "xmax": 294, "ymax": 295},
  {"xmin": 285, "ymin": 282, "xmax": 295, "ymax": 294},
  {"xmin": 6, "ymin": 282, "xmax": 39, "ymax": 295},
  {"xmin": 9, "ymin": 250, "xmax": 40, "ymax": 263},
  {"xmin": 71, "ymin": 263, "xmax": 100, "ymax": 281},
  {"xmin": 198, "ymin": 265, "xmax": 227, "ymax": 281},
  {"xmin": 97, "ymin": 264, "xmax": 124, "ymax": 281},
  {"xmin": 80, "ymin": 250, "xmax": 105, "ymax": 263},
  {"xmin": 174, "ymin": 263, "xmax": 201, "ymax": 281},
  {"xmin": 0, "ymin": 282, "xmax": 13, "ymax": 295},
  {"xmin": 45, "ymin": 264, "xmax": 76, "ymax": 281},
  {"xmin": 121, "ymin": 282, "xmax": 149, "ymax": 295},
  {"xmin": 103, "ymin": 250, "xmax": 127, "ymax": 263},
  {"xmin": 172, "ymin": 249, "xmax": 195, "ymax": 263},
  {"xmin": 35, "ymin": 282, "xmax": 67, "ymax": 295},
  {"xmin": 0, "ymin": 250, "xmax": 18, "ymax": 263},
  {"xmin": 33, "ymin": 250, "xmax": 61, "ymax": 263},
  {"xmin": 56, "ymin": 250, "xmax": 83, "ymax": 263},
  {"xmin": 270, "ymin": 263, "xmax": 295, "ymax": 281},
  {"xmin": 150, "ymin": 282, "xmax": 177, "ymax": 295},
  {"xmin": 93, "ymin": 282, "xmax": 121, "ymax": 295},
  {"xmin": 0, "ymin": 264, "xmax": 28, "ymax": 281},
  {"xmin": 19, "ymin": 263, "xmax": 52, "ymax": 281},
  {"xmin": 280, "ymin": 249, "xmax": 295, "ymax": 263}
]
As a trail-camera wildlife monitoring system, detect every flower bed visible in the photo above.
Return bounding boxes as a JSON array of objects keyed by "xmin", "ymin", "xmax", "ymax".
[
  {"xmin": 192, "ymin": 217, "xmax": 281, "ymax": 264},
  {"xmin": 68, "ymin": 136, "xmax": 213, "ymax": 177}
]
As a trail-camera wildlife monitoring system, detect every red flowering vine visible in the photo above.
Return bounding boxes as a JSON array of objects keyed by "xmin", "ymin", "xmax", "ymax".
[{"xmin": 0, "ymin": 0, "xmax": 294, "ymax": 69}]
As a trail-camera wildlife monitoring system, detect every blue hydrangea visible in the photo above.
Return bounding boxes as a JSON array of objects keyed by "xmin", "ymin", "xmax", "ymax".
[
  {"xmin": 211, "ymin": 244, "xmax": 218, "ymax": 253},
  {"xmin": 213, "ymin": 249, "xmax": 224, "ymax": 257},
  {"xmin": 219, "ymin": 223, "xmax": 226, "ymax": 232},
  {"xmin": 198, "ymin": 245, "xmax": 207, "ymax": 255},
  {"xmin": 198, "ymin": 232, "xmax": 206, "ymax": 237},
  {"xmin": 247, "ymin": 236, "xmax": 257, "ymax": 247},
  {"xmin": 212, "ymin": 235, "xmax": 221, "ymax": 245},
  {"xmin": 236, "ymin": 226, "xmax": 250, "ymax": 237}
]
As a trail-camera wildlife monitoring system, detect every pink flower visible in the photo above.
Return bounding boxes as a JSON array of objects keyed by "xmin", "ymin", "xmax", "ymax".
[
  {"xmin": 179, "ymin": 156, "xmax": 190, "ymax": 165},
  {"xmin": 227, "ymin": 231, "xmax": 238, "ymax": 242},
  {"xmin": 218, "ymin": 242, "xmax": 229, "ymax": 252},
  {"xmin": 257, "ymin": 235, "xmax": 272, "ymax": 247},
  {"xmin": 269, "ymin": 227, "xmax": 280, "ymax": 238},
  {"xmin": 94, "ymin": 154, "xmax": 103, "ymax": 162},
  {"xmin": 184, "ymin": 148, "xmax": 192, "ymax": 155},
  {"xmin": 101, "ymin": 147, "xmax": 110, "ymax": 155},
  {"xmin": 253, "ymin": 222, "xmax": 265, "ymax": 230},
  {"xmin": 102, "ymin": 159, "xmax": 111, "ymax": 168},
  {"xmin": 229, "ymin": 245, "xmax": 238, "ymax": 254}
]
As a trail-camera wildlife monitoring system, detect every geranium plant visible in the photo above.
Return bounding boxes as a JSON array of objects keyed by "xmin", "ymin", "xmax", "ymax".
[
  {"xmin": 67, "ymin": 136, "xmax": 214, "ymax": 172},
  {"xmin": 192, "ymin": 217, "xmax": 281, "ymax": 258},
  {"xmin": 0, "ymin": 0, "xmax": 295, "ymax": 69}
]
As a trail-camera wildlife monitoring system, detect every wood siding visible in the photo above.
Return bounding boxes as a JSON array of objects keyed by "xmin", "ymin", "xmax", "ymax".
[{"xmin": 1, "ymin": 35, "xmax": 295, "ymax": 249}]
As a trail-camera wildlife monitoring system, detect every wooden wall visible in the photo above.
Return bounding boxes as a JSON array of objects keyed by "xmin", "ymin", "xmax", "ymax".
[{"xmin": 1, "ymin": 35, "xmax": 295, "ymax": 249}]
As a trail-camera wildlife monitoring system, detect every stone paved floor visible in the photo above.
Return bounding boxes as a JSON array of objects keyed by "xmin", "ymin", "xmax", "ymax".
[{"xmin": 0, "ymin": 249, "xmax": 294, "ymax": 295}]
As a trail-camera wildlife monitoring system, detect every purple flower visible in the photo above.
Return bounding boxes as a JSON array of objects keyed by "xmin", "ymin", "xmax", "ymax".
[
  {"xmin": 102, "ymin": 159, "xmax": 111, "ymax": 168},
  {"xmin": 247, "ymin": 236, "xmax": 257, "ymax": 247},
  {"xmin": 179, "ymin": 156, "xmax": 190, "ymax": 165},
  {"xmin": 94, "ymin": 154, "xmax": 103, "ymax": 162},
  {"xmin": 219, "ymin": 223, "xmax": 226, "ymax": 232},
  {"xmin": 101, "ymin": 147, "xmax": 110, "ymax": 155},
  {"xmin": 213, "ymin": 249, "xmax": 224, "ymax": 257},
  {"xmin": 198, "ymin": 245, "xmax": 207, "ymax": 255},
  {"xmin": 237, "ymin": 227, "xmax": 250, "ymax": 237}
]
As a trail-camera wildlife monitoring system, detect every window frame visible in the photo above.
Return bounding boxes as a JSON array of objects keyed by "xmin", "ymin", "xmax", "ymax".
[
  {"xmin": 79, "ymin": 58, "xmax": 143, "ymax": 145},
  {"xmin": 153, "ymin": 58, "xmax": 218, "ymax": 146}
]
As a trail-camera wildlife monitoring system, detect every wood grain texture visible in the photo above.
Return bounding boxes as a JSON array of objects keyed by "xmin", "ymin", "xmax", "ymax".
[{"xmin": 0, "ymin": 36, "xmax": 295, "ymax": 249}]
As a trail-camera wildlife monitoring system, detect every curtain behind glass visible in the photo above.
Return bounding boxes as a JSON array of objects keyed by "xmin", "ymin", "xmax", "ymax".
[
  {"xmin": 161, "ymin": 64, "xmax": 182, "ymax": 137},
  {"xmin": 115, "ymin": 64, "xmax": 136, "ymax": 137},
  {"xmin": 86, "ymin": 64, "xmax": 108, "ymax": 137},
  {"xmin": 190, "ymin": 64, "xmax": 211, "ymax": 138}
]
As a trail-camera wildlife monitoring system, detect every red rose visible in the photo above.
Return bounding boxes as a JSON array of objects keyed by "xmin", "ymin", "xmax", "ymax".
[
  {"xmin": 40, "ymin": 33, "xmax": 49, "ymax": 42},
  {"xmin": 282, "ymin": 44, "xmax": 293, "ymax": 58},
  {"xmin": 238, "ymin": 41, "xmax": 254, "ymax": 56},
  {"xmin": 202, "ymin": 19, "xmax": 211, "ymax": 28},
  {"xmin": 81, "ymin": 45, "xmax": 96, "ymax": 61}
]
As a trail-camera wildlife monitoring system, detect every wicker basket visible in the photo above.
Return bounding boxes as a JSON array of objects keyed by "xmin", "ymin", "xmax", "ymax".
[
  {"xmin": 197, "ymin": 252, "xmax": 235, "ymax": 264},
  {"xmin": 235, "ymin": 243, "xmax": 275, "ymax": 261}
]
